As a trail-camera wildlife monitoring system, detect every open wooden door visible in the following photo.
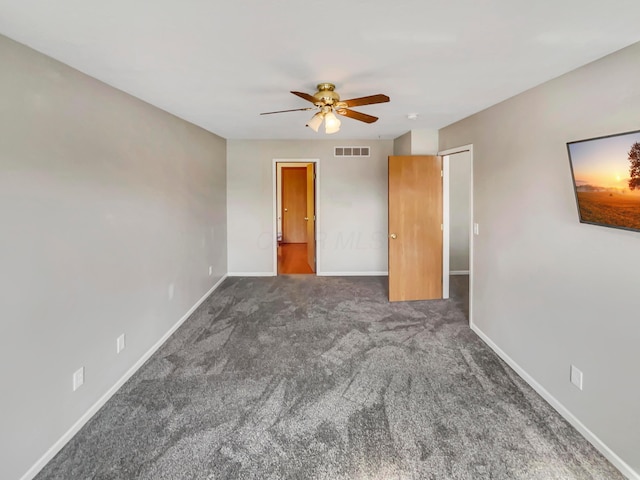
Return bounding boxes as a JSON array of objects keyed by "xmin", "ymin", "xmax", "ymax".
[
  {"xmin": 306, "ymin": 164, "xmax": 316, "ymax": 272},
  {"xmin": 282, "ymin": 168, "xmax": 307, "ymax": 243},
  {"xmin": 388, "ymin": 155, "xmax": 443, "ymax": 302}
]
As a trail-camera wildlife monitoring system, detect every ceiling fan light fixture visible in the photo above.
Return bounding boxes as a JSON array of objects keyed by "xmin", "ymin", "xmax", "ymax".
[
  {"xmin": 266, "ymin": 84, "xmax": 389, "ymax": 132},
  {"xmin": 324, "ymin": 111, "xmax": 341, "ymax": 134},
  {"xmin": 306, "ymin": 112, "xmax": 323, "ymax": 132}
]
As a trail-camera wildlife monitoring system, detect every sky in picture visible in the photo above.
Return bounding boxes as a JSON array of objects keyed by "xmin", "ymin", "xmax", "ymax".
[{"xmin": 569, "ymin": 130, "xmax": 640, "ymax": 189}]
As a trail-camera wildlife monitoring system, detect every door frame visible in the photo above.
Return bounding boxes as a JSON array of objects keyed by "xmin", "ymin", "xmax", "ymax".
[
  {"xmin": 438, "ymin": 144, "xmax": 474, "ymax": 327},
  {"xmin": 272, "ymin": 159, "xmax": 320, "ymax": 275}
]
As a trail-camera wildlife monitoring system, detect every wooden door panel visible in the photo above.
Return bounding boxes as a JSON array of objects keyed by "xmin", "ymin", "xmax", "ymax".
[
  {"xmin": 306, "ymin": 164, "xmax": 316, "ymax": 272},
  {"xmin": 388, "ymin": 155, "xmax": 442, "ymax": 302},
  {"xmin": 282, "ymin": 168, "xmax": 307, "ymax": 243}
]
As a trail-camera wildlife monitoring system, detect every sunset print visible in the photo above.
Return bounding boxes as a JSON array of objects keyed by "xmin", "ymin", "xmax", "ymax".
[{"xmin": 568, "ymin": 130, "xmax": 640, "ymax": 231}]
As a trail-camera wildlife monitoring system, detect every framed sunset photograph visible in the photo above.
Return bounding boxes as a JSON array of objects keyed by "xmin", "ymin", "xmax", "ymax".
[{"xmin": 567, "ymin": 129, "xmax": 640, "ymax": 232}]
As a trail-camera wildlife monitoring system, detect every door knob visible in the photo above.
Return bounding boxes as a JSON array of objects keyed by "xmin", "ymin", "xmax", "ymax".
[
  {"xmin": 304, "ymin": 217, "xmax": 309, "ymax": 221},
  {"xmin": 284, "ymin": 208, "xmax": 288, "ymax": 212},
  {"xmin": 389, "ymin": 233, "xmax": 397, "ymax": 239}
]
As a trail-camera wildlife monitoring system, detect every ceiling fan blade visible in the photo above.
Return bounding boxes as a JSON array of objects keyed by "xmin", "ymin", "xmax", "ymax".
[
  {"xmin": 341, "ymin": 94, "xmax": 390, "ymax": 108},
  {"xmin": 291, "ymin": 91, "xmax": 318, "ymax": 104},
  {"xmin": 337, "ymin": 108, "xmax": 378, "ymax": 124},
  {"xmin": 260, "ymin": 107, "xmax": 315, "ymax": 115}
]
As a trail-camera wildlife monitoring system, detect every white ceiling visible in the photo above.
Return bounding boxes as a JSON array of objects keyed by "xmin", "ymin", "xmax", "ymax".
[{"xmin": 1, "ymin": 0, "xmax": 639, "ymax": 140}]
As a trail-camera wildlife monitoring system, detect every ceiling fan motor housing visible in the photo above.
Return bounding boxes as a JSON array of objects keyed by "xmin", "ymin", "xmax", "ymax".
[{"xmin": 314, "ymin": 83, "xmax": 340, "ymax": 106}]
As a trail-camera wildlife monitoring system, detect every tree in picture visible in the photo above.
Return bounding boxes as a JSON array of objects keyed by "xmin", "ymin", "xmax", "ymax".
[{"xmin": 628, "ymin": 142, "xmax": 640, "ymax": 190}]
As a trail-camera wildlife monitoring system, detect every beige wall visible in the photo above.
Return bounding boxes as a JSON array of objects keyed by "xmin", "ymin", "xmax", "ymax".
[
  {"xmin": 393, "ymin": 131, "xmax": 411, "ymax": 155},
  {"xmin": 409, "ymin": 128, "xmax": 439, "ymax": 154},
  {"xmin": 393, "ymin": 129, "xmax": 439, "ymax": 155},
  {"xmin": 227, "ymin": 140, "xmax": 393, "ymax": 275},
  {"xmin": 0, "ymin": 35, "xmax": 227, "ymax": 480},
  {"xmin": 440, "ymin": 41, "xmax": 640, "ymax": 477}
]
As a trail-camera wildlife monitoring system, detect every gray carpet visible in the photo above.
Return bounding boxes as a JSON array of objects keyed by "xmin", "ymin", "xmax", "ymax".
[{"xmin": 36, "ymin": 275, "xmax": 623, "ymax": 479}]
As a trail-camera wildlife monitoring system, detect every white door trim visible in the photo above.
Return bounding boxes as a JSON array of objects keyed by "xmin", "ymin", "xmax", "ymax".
[
  {"xmin": 438, "ymin": 144, "xmax": 474, "ymax": 327},
  {"xmin": 272, "ymin": 158, "xmax": 320, "ymax": 275}
]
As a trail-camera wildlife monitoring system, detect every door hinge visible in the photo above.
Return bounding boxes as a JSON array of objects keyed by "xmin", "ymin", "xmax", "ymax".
[
  {"xmin": 441, "ymin": 224, "xmax": 444, "ymax": 231},
  {"xmin": 441, "ymin": 170, "xmax": 443, "ymax": 177}
]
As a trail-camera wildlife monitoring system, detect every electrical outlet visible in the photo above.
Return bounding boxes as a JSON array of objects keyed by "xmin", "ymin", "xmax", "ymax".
[
  {"xmin": 168, "ymin": 283, "xmax": 175, "ymax": 300},
  {"xmin": 570, "ymin": 365, "xmax": 583, "ymax": 390},
  {"xmin": 117, "ymin": 334, "xmax": 126, "ymax": 354},
  {"xmin": 73, "ymin": 367, "xmax": 84, "ymax": 391},
  {"xmin": 208, "ymin": 266, "xmax": 213, "ymax": 276}
]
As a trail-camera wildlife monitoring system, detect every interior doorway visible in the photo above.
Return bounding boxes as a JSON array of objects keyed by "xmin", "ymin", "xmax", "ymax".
[
  {"xmin": 274, "ymin": 160, "xmax": 317, "ymax": 275},
  {"xmin": 440, "ymin": 145, "xmax": 474, "ymax": 326}
]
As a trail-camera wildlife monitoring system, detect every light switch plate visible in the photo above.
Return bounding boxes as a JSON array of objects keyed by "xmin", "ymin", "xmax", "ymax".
[
  {"xmin": 73, "ymin": 367, "xmax": 84, "ymax": 391},
  {"xmin": 570, "ymin": 365, "xmax": 583, "ymax": 390}
]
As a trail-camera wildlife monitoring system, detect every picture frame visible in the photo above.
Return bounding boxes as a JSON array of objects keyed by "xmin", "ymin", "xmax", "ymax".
[{"xmin": 567, "ymin": 129, "xmax": 640, "ymax": 232}]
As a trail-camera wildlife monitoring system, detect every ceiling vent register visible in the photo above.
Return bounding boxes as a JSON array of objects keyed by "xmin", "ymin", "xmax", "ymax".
[{"xmin": 334, "ymin": 146, "xmax": 370, "ymax": 157}]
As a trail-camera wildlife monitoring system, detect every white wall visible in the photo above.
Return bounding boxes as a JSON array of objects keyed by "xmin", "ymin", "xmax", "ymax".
[
  {"xmin": 0, "ymin": 35, "xmax": 227, "ymax": 480},
  {"xmin": 227, "ymin": 140, "xmax": 393, "ymax": 275},
  {"xmin": 449, "ymin": 151, "xmax": 471, "ymax": 272},
  {"xmin": 439, "ymin": 41, "xmax": 640, "ymax": 478}
]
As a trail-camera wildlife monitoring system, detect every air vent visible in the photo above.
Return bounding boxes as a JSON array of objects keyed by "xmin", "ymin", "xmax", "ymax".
[{"xmin": 334, "ymin": 146, "xmax": 370, "ymax": 157}]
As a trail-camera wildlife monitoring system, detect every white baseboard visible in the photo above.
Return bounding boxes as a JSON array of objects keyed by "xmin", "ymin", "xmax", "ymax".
[
  {"xmin": 471, "ymin": 324, "xmax": 639, "ymax": 480},
  {"xmin": 227, "ymin": 272, "xmax": 275, "ymax": 277},
  {"xmin": 316, "ymin": 271, "xmax": 388, "ymax": 276},
  {"xmin": 450, "ymin": 270, "xmax": 470, "ymax": 275},
  {"xmin": 20, "ymin": 275, "xmax": 228, "ymax": 480}
]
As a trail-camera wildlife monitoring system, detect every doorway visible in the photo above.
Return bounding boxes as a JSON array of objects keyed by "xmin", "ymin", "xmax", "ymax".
[
  {"xmin": 440, "ymin": 145, "xmax": 474, "ymax": 326},
  {"xmin": 274, "ymin": 160, "xmax": 318, "ymax": 275},
  {"xmin": 386, "ymin": 150, "xmax": 473, "ymax": 323}
]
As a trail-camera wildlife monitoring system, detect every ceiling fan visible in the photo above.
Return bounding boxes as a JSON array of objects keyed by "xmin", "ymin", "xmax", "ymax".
[{"xmin": 260, "ymin": 83, "xmax": 390, "ymax": 134}]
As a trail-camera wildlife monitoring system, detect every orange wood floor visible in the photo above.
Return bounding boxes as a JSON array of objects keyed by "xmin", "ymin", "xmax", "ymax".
[{"xmin": 278, "ymin": 243, "xmax": 314, "ymax": 274}]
